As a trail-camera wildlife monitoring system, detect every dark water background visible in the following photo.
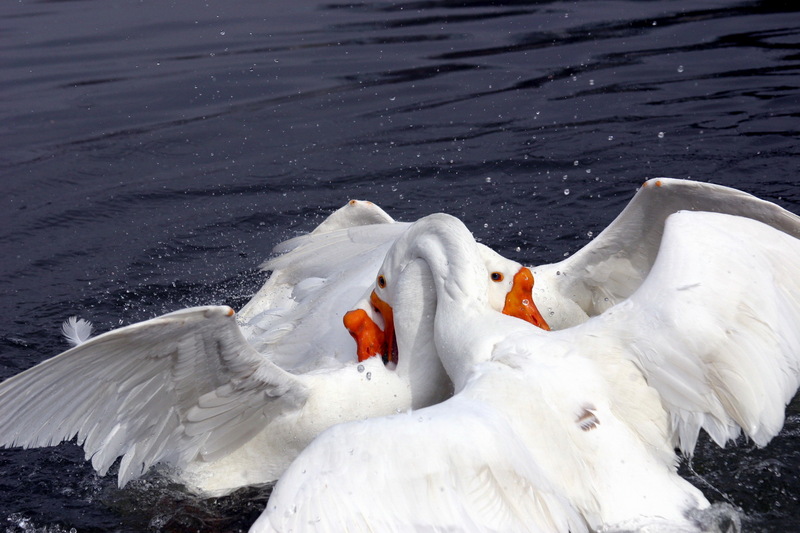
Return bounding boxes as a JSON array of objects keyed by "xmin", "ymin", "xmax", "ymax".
[{"xmin": 1, "ymin": 0, "xmax": 799, "ymax": 531}]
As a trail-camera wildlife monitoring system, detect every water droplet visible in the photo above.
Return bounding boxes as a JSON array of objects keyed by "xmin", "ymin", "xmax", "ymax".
[
  {"xmin": 485, "ymin": 176, "xmax": 492, "ymax": 183},
  {"xmin": 220, "ymin": 30, "xmax": 226, "ymax": 36},
  {"xmin": 357, "ymin": 364, "xmax": 365, "ymax": 373},
  {"xmin": 608, "ymin": 135, "xmax": 614, "ymax": 141},
  {"xmin": 522, "ymin": 299, "xmax": 530, "ymax": 306},
  {"xmin": 658, "ymin": 132, "xmax": 665, "ymax": 139},
  {"xmin": 677, "ymin": 65, "xmax": 684, "ymax": 73},
  {"xmin": 564, "ymin": 188, "xmax": 570, "ymax": 195},
  {"xmin": 587, "ymin": 231, "xmax": 593, "ymax": 237},
  {"xmin": 573, "ymin": 160, "xmax": 579, "ymax": 166},
  {"xmin": 366, "ymin": 372, "xmax": 372, "ymax": 380}
]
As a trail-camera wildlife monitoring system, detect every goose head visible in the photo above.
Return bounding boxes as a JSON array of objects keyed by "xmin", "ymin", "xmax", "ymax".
[
  {"xmin": 343, "ymin": 241, "xmax": 548, "ymax": 364},
  {"xmin": 344, "ymin": 214, "xmax": 549, "ymax": 401}
]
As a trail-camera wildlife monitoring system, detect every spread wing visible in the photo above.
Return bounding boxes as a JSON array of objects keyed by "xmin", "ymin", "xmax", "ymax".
[
  {"xmin": 0, "ymin": 200, "xmax": 409, "ymax": 487},
  {"xmin": 569, "ymin": 211, "xmax": 800, "ymax": 453},
  {"xmin": 0, "ymin": 306, "xmax": 305, "ymax": 486},
  {"xmin": 532, "ymin": 178, "xmax": 800, "ymax": 323}
]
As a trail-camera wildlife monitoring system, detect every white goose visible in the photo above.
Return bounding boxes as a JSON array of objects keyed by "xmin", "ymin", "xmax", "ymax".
[
  {"xmin": 0, "ymin": 200, "xmax": 546, "ymax": 497},
  {"xmin": 254, "ymin": 204, "xmax": 800, "ymax": 532}
]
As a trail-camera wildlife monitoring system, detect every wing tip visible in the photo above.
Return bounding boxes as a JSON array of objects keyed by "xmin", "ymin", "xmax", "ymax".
[{"xmin": 642, "ymin": 177, "xmax": 667, "ymax": 188}]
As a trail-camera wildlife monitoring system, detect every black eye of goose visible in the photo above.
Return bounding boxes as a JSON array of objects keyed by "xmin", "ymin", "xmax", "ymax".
[
  {"xmin": 490, "ymin": 272, "xmax": 504, "ymax": 282},
  {"xmin": 377, "ymin": 275, "xmax": 387, "ymax": 288}
]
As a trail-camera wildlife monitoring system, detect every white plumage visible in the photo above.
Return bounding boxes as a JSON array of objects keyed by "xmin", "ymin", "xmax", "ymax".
[
  {"xmin": 255, "ymin": 181, "xmax": 800, "ymax": 532},
  {"xmin": 532, "ymin": 178, "xmax": 800, "ymax": 453},
  {"xmin": 0, "ymin": 199, "xmax": 536, "ymax": 496}
]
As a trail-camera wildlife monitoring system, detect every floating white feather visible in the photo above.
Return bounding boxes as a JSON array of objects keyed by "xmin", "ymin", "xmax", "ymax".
[{"xmin": 61, "ymin": 317, "xmax": 93, "ymax": 347}]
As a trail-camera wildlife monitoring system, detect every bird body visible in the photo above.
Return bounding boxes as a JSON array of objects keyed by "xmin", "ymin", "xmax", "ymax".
[{"xmin": 256, "ymin": 204, "xmax": 800, "ymax": 531}]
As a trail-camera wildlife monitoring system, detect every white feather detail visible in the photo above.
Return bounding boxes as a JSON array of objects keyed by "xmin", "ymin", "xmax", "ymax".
[{"xmin": 61, "ymin": 317, "xmax": 93, "ymax": 347}]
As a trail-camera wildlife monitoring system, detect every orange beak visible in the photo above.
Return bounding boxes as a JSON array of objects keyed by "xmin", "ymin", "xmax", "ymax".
[
  {"xmin": 343, "ymin": 308, "xmax": 385, "ymax": 362},
  {"xmin": 343, "ymin": 292, "xmax": 398, "ymax": 365},
  {"xmin": 503, "ymin": 267, "xmax": 550, "ymax": 331},
  {"xmin": 345, "ymin": 266, "xmax": 550, "ymax": 364}
]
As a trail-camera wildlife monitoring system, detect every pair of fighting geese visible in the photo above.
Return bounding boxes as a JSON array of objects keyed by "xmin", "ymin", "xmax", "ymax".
[{"xmin": 2, "ymin": 178, "xmax": 800, "ymax": 532}]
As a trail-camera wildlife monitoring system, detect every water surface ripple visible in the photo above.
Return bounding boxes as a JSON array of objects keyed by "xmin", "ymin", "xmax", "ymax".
[{"xmin": 1, "ymin": 0, "xmax": 799, "ymax": 531}]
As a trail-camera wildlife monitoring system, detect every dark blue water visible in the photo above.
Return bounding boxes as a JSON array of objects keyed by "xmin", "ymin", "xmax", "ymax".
[{"xmin": 1, "ymin": 0, "xmax": 799, "ymax": 531}]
